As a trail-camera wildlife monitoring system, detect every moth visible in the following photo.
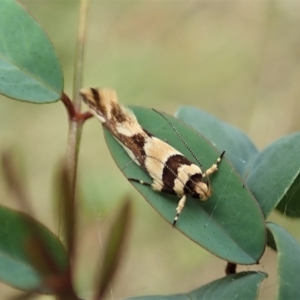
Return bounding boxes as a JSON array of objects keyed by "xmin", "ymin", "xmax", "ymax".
[{"xmin": 80, "ymin": 88, "xmax": 225, "ymax": 226}]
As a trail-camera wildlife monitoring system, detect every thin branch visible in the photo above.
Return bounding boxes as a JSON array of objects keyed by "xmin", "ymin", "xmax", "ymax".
[
  {"xmin": 72, "ymin": 0, "xmax": 89, "ymax": 111},
  {"xmin": 61, "ymin": 92, "xmax": 93, "ymax": 122},
  {"xmin": 80, "ymin": 110, "xmax": 93, "ymax": 122},
  {"xmin": 60, "ymin": 0, "xmax": 89, "ymax": 268},
  {"xmin": 61, "ymin": 93, "xmax": 76, "ymax": 120}
]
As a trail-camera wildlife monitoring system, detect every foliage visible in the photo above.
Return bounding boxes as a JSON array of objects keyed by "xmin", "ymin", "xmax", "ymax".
[{"xmin": 0, "ymin": 0, "xmax": 299, "ymax": 299}]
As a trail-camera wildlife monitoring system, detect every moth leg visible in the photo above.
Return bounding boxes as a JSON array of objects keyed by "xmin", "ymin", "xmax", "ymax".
[
  {"xmin": 203, "ymin": 151, "xmax": 225, "ymax": 178},
  {"xmin": 128, "ymin": 178, "xmax": 152, "ymax": 187},
  {"xmin": 173, "ymin": 194, "xmax": 187, "ymax": 227}
]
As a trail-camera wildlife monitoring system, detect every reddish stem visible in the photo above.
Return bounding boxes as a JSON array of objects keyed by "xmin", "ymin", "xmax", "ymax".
[
  {"xmin": 61, "ymin": 92, "xmax": 93, "ymax": 123},
  {"xmin": 80, "ymin": 111, "xmax": 93, "ymax": 122},
  {"xmin": 61, "ymin": 93, "xmax": 76, "ymax": 120}
]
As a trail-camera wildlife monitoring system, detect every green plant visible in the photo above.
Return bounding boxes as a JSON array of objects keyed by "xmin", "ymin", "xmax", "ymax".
[{"xmin": 0, "ymin": 0, "xmax": 299, "ymax": 299}]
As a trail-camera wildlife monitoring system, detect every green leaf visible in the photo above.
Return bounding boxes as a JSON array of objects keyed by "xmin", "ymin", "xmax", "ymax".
[
  {"xmin": 176, "ymin": 106, "xmax": 258, "ymax": 177},
  {"xmin": 267, "ymin": 222, "xmax": 300, "ymax": 300},
  {"xmin": 127, "ymin": 271, "xmax": 267, "ymax": 300},
  {"xmin": 104, "ymin": 107, "xmax": 266, "ymax": 264},
  {"xmin": 0, "ymin": 205, "xmax": 68, "ymax": 293},
  {"xmin": 0, "ymin": 0, "xmax": 63, "ymax": 103},
  {"xmin": 276, "ymin": 173, "xmax": 300, "ymax": 217},
  {"xmin": 247, "ymin": 132, "xmax": 300, "ymax": 218}
]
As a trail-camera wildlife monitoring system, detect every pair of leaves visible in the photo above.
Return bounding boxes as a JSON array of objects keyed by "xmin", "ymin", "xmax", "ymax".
[
  {"xmin": 0, "ymin": 151, "xmax": 131, "ymax": 299},
  {"xmin": 0, "ymin": 194, "xmax": 131, "ymax": 298}
]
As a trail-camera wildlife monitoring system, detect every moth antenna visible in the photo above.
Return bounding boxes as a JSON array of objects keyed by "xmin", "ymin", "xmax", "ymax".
[
  {"xmin": 120, "ymin": 157, "xmax": 140, "ymax": 172},
  {"xmin": 152, "ymin": 109, "xmax": 205, "ymax": 171},
  {"xmin": 152, "ymin": 109, "xmax": 210, "ymax": 185}
]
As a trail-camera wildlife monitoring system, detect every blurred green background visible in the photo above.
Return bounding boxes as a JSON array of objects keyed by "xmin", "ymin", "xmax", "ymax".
[{"xmin": 1, "ymin": 0, "xmax": 300, "ymax": 299}]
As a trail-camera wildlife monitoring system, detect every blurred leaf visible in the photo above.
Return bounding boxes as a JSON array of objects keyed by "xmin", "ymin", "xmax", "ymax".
[
  {"xmin": 104, "ymin": 107, "xmax": 266, "ymax": 265},
  {"xmin": 0, "ymin": 0, "xmax": 63, "ymax": 103},
  {"xmin": 176, "ymin": 106, "xmax": 258, "ymax": 177},
  {"xmin": 247, "ymin": 132, "xmax": 300, "ymax": 218},
  {"xmin": 267, "ymin": 222, "xmax": 300, "ymax": 300},
  {"xmin": 1, "ymin": 151, "xmax": 76, "ymax": 297},
  {"xmin": 94, "ymin": 199, "xmax": 131, "ymax": 300},
  {"xmin": 127, "ymin": 271, "xmax": 267, "ymax": 300},
  {"xmin": 0, "ymin": 205, "xmax": 68, "ymax": 293}
]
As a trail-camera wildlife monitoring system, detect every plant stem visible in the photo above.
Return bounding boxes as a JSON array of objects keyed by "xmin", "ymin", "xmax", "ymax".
[
  {"xmin": 57, "ymin": 1, "xmax": 90, "ymax": 298},
  {"xmin": 73, "ymin": 0, "xmax": 89, "ymax": 111},
  {"xmin": 61, "ymin": 93, "xmax": 76, "ymax": 120},
  {"xmin": 62, "ymin": 0, "xmax": 89, "ymax": 260}
]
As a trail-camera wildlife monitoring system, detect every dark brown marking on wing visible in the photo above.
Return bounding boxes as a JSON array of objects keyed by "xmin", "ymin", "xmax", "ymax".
[
  {"xmin": 89, "ymin": 87, "xmax": 109, "ymax": 117},
  {"xmin": 185, "ymin": 173, "xmax": 203, "ymax": 197},
  {"xmin": 111, "ymin": 102, "xmax": 127, "ymax": 123},
  {"xmin": 160, "ymin": 183, "xmax": 177, "ymax": 194},
  {"xmin": 131, "ymin": 134, "xmax": 146, "ymax": 155},
  {"xmin": 162, "ymin": 154, "xmax": 193, "ymax": 194},
  {"xmin": 122, "ymin": 133, "xmax": 147, "ymax": 166},
  {"xmin": 91, "ymin": 88, "xmax": 101, "ymax": 108},
  {"xmin": 124, "ymin": 131, "xmax": 156, "ymax": 168}
]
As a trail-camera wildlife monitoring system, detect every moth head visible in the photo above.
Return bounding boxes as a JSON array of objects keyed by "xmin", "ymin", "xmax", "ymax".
[{"xmin": 195, "ymin": 181, "xmax": 212, "ymax": 201}]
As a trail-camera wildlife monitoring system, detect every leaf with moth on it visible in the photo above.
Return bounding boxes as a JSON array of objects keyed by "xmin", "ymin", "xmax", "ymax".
[
  {"xmin": 0, "ymin": 0, "xmax": 63, "ymax": 103},
  {"xmin": 126, "ymin": 271, "xmax": 267, "ymax": 300},
  {"xmin": 103, "ymin": 107, "xmax": 266, "ymax": 265}
]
